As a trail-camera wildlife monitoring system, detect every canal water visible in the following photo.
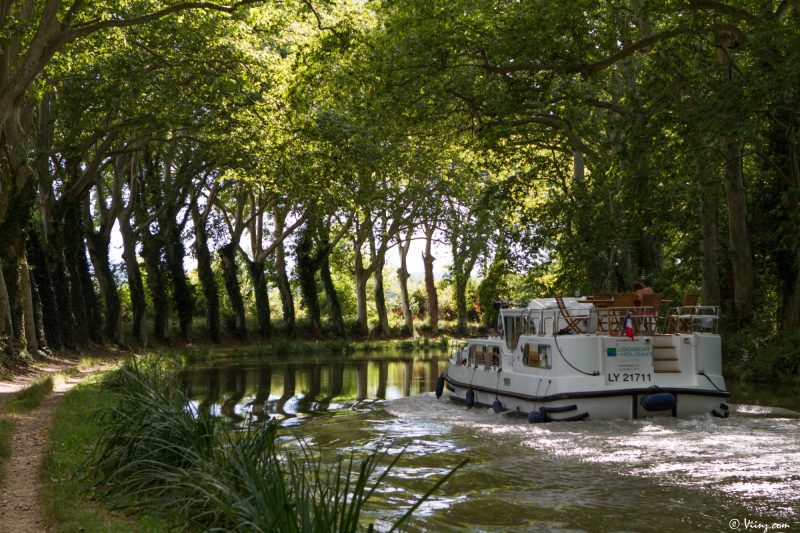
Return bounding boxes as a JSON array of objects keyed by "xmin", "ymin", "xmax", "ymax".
[{"xmin": 181, "ymin": 350, "xmax": 800, "ymax": 532}]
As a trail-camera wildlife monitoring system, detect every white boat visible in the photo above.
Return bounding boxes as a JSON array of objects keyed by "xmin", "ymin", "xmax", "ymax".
[{"xmin": 436, "ymin": 297, "xmax": 730, "ymax": 421}]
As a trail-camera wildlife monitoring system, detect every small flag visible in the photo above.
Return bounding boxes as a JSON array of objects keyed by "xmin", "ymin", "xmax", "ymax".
[{"xmin": 623, "ymin": 312, "xmax": 635, "ymax": 340}]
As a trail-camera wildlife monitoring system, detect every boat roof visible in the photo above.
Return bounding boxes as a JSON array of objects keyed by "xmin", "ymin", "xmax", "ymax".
[
  {"xmin": 498, "ymin": 297, "xmax": 592, "ymax": 317},
  {"xmin": 527, "ymin": 297, "xmax": 592, "ymax": 310}
]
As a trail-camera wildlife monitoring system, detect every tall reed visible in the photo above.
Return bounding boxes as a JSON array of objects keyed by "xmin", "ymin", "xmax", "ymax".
[{"xmin": 89, "ymin": 356, "xmax": 463, "ymax": 531}]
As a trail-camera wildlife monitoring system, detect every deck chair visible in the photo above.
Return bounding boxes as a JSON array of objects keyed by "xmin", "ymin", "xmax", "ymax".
[
  {"xmin": 665, "ymin": 293, "xmax": 700, "ymax": 333},
  {"xmin": 586, "ymin": 295, "xmax": 613, "ymax": 333},
  {"xmin": 608, "ymin": 293, "xmax": 637, "ymax": 335},
  {"xmin": 640, "ymin": 292, "xmax": 662, "ymax": 333},
  {"xmin": 555, "ymin": 296, "xmax": 590, "ymax": 334}
]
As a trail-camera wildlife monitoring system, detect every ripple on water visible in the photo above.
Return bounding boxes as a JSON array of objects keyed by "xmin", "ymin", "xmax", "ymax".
[{"xmin": 384, "ymin": 395, "xmax": 800, "ymax": 523}]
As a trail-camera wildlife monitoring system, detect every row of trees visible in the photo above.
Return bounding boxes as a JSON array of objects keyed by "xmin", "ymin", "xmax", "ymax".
[{"xmin": 2, "ymin": 1, "xmax": 799, "ymax": 366}]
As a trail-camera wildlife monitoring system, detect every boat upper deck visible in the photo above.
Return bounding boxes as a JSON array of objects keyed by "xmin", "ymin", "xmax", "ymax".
[{"xmin": 498, "ymin": 296, "xmax": 719, "ymax": 338}]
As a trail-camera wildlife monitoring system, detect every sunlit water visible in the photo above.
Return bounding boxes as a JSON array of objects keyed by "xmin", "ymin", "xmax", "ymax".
[{"xmin": 182, "ymin": 351, "xmax": 800, "ymax": 532}]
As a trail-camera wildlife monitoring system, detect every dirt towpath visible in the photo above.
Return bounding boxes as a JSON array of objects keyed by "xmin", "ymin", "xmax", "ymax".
[{"xmin": 0, "ymin": 358, "xmax": 109, "ymax": 532}]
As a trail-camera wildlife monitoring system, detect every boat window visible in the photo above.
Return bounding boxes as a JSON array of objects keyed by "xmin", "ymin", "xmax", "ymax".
[
  {"xmin": 527, "ymin": 316, "xmax": 536, "ymax": 335},
  {"xmin": 470, "ymin": 345, "xmax": 501, "ymax": 368},
  {"xmin": 458, "ymin": 346, "xmax": 469, "ymax": 366},
  {"xmin": 504, "ymin": 316, "xmax": 524, "ymax": 350},
  {"xmin": 537, "ymin": 345, "xmax": 551, "ymax": 369},
  {"xmin": 469, "ymin": 344, "xmax": 483, "ymax": 366},
  {"xmin": 522, "ymin": 344, "xmax": 539, "ymax": 367},
  {"xmin": 522, "ymin": 344, "xmax": 551, "ymax": 369}
]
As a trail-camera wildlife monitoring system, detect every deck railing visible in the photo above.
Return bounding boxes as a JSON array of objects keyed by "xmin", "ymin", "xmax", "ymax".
[{"xmin": 531, "ymin": 305, "xmax": 720, "ymax": 336}]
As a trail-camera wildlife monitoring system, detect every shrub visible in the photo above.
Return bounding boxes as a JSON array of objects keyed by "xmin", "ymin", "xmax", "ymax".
[{"xmin": 726, "ymin": 328, "xmax": 800, "ymax": 384}]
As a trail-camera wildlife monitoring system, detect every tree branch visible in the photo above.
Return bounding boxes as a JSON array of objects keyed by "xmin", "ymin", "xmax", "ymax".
[
  {"xmin": 300, "ymin": 0, "xmax": 338, "ymax": 33},
  {"xmin": 682, "ymin": 0, "xmax": 759, "ymax": 23},
  {"xmin": 479, "ymin": 27, "xmax": 692, "ymax": 77},
  {"xmin": 68, "ymin": 1, "xmax": 263, "ymax": 37}
]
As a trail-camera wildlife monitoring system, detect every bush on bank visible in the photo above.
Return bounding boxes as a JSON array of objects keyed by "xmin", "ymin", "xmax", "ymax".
[
  {"xmin": 724, "ymin": 328, "xmax": 800, "ymax": 384},
  {"xmin": 53, "ymin": 356, "xmax": 462, "ymax": 531}
]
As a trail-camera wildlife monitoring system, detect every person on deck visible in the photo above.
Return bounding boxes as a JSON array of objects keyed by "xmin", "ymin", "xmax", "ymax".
[{"xmin": 632, "ymin": 281, "xmax": 653, "ymax": 306}]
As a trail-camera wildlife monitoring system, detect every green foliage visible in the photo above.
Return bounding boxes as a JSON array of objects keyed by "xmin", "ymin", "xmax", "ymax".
[
  {"xmin": 726, "ymin": 329, "xmax": 800, "ymax": 384},
  {"xmin": 477, "ymin": 254, "xmax": 509, "ymax": 327},
  {"xmin": 409, "ymin": 288, "xmax": 426, "ymax": 317}
]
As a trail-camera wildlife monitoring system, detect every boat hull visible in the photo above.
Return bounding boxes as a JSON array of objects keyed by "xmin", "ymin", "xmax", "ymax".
[
  {"xmin": 444, "ymin": 376, "xmax": 729, "ymax": 420},
  {"xmin": 442, "ymin": 332, "xmax": 729, "ymax": 421}
]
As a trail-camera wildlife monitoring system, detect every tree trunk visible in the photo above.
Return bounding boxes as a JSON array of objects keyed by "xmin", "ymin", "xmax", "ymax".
[
  {"xmin": 164, "ymin": 224, "xmax": 193, "ymax": 341},
  {"xmin": 766, "ymin": 111, "xmax": 800, "ymax": 331},
  {"xmin": 65, "ymin": 204, "xmax": 103, "ymax": 345},
  {"xmin": 48, "ymin": 221, "xmax": 76, "ymax": 350},
  {"xmin": 455, "ymin": 276, "xmax": 469, "ymax": 335},
  {"xmin": 219, "ymin": 242, "xmax": 247, "ymax": 340},
  {"xmin": 25, "ymin": 253, "xmax": 47, "ymax": 351},
  {"xmin": 353, "ymin": 242, "xmax": 370, "ymax": 336},
  {"xmin": 0, "ymin": 108, "xmax": 37, "ymax": 358},
  {"xmin": 272, "ymin": 206, "xmax": 295, "ymax": 337},
  {"xmin": 320, "ymin": 256, "xmax": 345, "ymax": 337},
  {"xmin": 0, "ymin": 223, "xmax": 31, "ymax": 356},
  {"xmin": 27, "ymin": 230, "xmax": 61, "ymax": 350},
  {"xmin": 84, "ymin": 221, "xmax": 122, "ymax": 344},
  {"xmin": 373, "ymin": 261, "xmax": 389, "ymax": 337},
  {"xmin": 0, "ymin": 252, "xmax": 23, "ymax": 356},
  {"xmin": 274, "ymin": 240, "xmax": 296, "ymax": 338},
  {"xmin": 141, "ymin": 229, "xmax": 169, "ymax": 342},
  {"xmin": 698, "ymin": 161, "xmax": 721, "ymax": 306},
  {"xmin": 20, "ymin": 256, "xmax": 38, "ymax": 354},
  {"xmin": 118, "ymin": 217, "xmax": 147, "ymax": 345},
  {"xmin": 190, "ymin": 204, "xmax": 220, "ymax": 342},
  {"xmin": 247, "ymin": 259, "xmax": 271, "ymax": 339},
  {"xmin": 296, "ymin": 224, "xmax": 322, "ymax": 336},
  {"xmin": 396, "ymin": 233, "xmax": 413, "ymax": 336},
  {"xmin": 720, "ymin": 136, "xmax": 755, "ymax": 326},
  {"xmin": 422, "ymin": 227, "xmax": 439, "ymax": 336},
  {"xmin": 29, "ymin": 263, "xmax": 46, "ymax": 350},
  {"xmin": 370, "ymin": 234, "xmax": 389, "ymax": 337},
  {"xmin": 0, "ymin": 264, "xmax": 15, "ymax": 356},
  {"xmin": 62, "ymin": 205, "xmax": 91, "ymax": 346}
]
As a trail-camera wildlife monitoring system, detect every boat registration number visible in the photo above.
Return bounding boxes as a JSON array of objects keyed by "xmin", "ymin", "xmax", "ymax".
[{"xmin": 607, "ymin": 372, "xmax": 652, "ymax": 383}]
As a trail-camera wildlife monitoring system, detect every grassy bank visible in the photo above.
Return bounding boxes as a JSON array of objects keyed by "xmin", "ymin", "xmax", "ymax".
[
  {"xmin": 44, "ymin": 356, "xmax": 463, "ymax": 531},
  {"xmin": 174, "ymin": 335, "xmax": 454, "ymax": 365},
  {"xmin": 43, "ymin": 373, "xmax": 165, "ymax": 531}
]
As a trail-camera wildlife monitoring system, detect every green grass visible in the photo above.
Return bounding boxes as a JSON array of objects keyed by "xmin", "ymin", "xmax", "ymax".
[
  {"xmin": 5, "ymin": 375, "xmax": 56, "ymax": 414},
  {"xmin": 44, "ymin": 373, "xmax": 167, "ymax": 532},
  {"xmin": 0, "ymin": 418, "xmax": 12, "ymax": 461}
]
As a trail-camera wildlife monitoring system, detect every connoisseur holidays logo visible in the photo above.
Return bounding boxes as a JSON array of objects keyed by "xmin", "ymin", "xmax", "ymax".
[{"xmin": 728, "ymin": 518, "xmax": 791, "ymax": 532}]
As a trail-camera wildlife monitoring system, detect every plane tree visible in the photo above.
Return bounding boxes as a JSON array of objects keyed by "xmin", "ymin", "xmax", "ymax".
[{"xmin": 0, "ymin": 0, "xmax": 264, "ymax": 360}]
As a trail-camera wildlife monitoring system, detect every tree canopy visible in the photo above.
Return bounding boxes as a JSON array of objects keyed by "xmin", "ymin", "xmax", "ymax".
[{"xmin": 1, "ymin": 0, "xmax": 799, "ymax": 378}]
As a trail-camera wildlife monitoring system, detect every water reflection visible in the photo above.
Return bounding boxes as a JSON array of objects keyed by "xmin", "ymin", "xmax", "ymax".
[{"xmin": 181, "ymin": 353, "xmax": 447, "ymax": 427}]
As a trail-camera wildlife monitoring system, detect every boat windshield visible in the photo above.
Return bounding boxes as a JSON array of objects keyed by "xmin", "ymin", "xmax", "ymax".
[{"xmin": 502, "ymin": 313, "xmax": 533, "ymax": 350}]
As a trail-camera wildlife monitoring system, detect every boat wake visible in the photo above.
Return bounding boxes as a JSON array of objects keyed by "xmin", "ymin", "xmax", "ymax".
[{"xmin": 384, "ymin": 394, "xmax": 800, "ymax": 521}]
